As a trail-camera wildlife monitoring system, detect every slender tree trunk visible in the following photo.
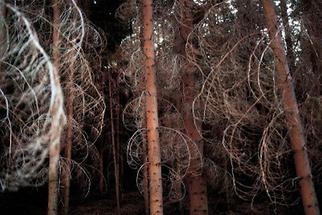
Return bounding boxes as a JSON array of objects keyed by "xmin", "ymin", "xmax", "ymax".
[
  {"xmin": 183, "ymin": 80, "xmax": 208, "ymax": 215},
  {"xmin": 99, "ymin": 56, "xmax": 108, "ymax": 195},
  {"xmin": 62, "ymin": 55, "xmax": 75, "ymax": 215},
  {"xmin": 143, "ymin": 136, "xmax": 150, "ymax": 215},
  {"xmin": 99, "ymin": 150, "xmax": 105, "ymax": 193},
  {"xmin": 115, "ymin": 77, "xmax": 122, "ymax": 201},
  {"xmin": 280, "ymin": 0, "xmax": 296, "ymax": 73},
  {"xmin": 142, "ymin": 0, "xmax": 164, "ymax": 214},
  {"xmin": 172, "ymin": 142, "xmax": 183, "ymax": 206},
  {"xmin": 108, "ymin": 72, "xmax": 121, "ymax": 215},
  {"xmin": 177, "ymin": 1, "xmax": 208, "ymax": 214},
  {"xmin": 48, "ymin": 1, "xmax": 63, "ymax": 215},
  {"xmin": 262, "ymin": 0, "xmax": 320, "ymax": 214}
]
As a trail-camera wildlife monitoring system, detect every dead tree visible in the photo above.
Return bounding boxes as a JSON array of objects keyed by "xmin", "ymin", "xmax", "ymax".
[
  {"xmin": 142, "ymin": 0, "xmax": 164, "ymax": 214},
  {"xmin": 262, "ymin": 0, "xmax": 320, "ymax": 214}
]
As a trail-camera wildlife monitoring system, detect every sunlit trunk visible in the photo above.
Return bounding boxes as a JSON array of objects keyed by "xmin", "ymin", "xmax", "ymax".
[
  {"xmin": 142, "ymin": 0, "xmax": 164, "ymax": 214},
  {"xmin": 262, "ymin": 0, "xmax": 320, "ymax": 214}
]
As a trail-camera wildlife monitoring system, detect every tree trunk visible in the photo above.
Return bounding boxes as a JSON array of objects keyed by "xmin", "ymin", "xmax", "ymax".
[
  {"xmin": 114, "ymin": 75, "xmax": 122, "ymax": 202},
  {"xmin": 262, "ymin": 0, "xmax": 320, "ymax": 214},
  {"xmin": 143, "ymin": 137, "xmax": 150, "ymax": 215},
  {"xmin": 99, "ymin": 150, "xmax": 105, "ymax": 193},
  {"xmin": 48, "ymin": 1, "xmax": 63, "ymax": 215},
  {"xmin": 99, "ymin": 67, "xmax": 109, "ymax": 195},
  {"xmin": 62, "ymin": 54, "xmax": 75, "ymax": 215},
  {"xmin": 108, "ymin": 72, "xmax": 121, "ymax": 215},
  {"xmin": 177, "ymin": 1, "xmax": 208, "ymax": 214},
  {"xmin": 280, "ymin": 0, "xmax": 296, "ymax": 73},
  {"xmin": 182, "ymin": 70, "xmax": 208, "ymax": 215},
  {"xmin": 142, "ymin": 0, "xmax": 164, "ymax": 214},
  {"xmin": 187, "ymin": 177, "xmax": 208, "ymax": 215}
]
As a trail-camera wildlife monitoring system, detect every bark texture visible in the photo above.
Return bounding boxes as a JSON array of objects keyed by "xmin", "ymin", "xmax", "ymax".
[
  {"xmin": 48, "ymin": 1, "xmax": 63, "ymax": 215},
  {"xmin": 62, "ymin": 55, "xmax": 75, "ymax": 215},
  {"xmin": 178, "ymin": 1, "xmax": 208, "ymax": 214},
  {"xmin": 143, "ymin": 139, "xmax": 150, "ymax": 215},
  {"xmin": 142, "ymin": 0, "xmax": 164, "ymax": 214},
  {"xmin": 262, "ymin": 0, "xmax": 320, "ymax": 214},
  {"xmin": 109, "ymin": 72, "xmax": 121, "ymax": 215}
]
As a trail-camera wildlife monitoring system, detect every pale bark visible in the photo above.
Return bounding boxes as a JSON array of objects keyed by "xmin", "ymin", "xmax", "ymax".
[
  {"xmin": 142, "ymin": 0, "xmax": 164, "ymax": 214},
  {"xmin": 262, "ymin": 0, "xmax": 320, "ymax": 214},
  {"xmin": 48, "ymin": 1, "xmax": 62, "ymax": 215}
]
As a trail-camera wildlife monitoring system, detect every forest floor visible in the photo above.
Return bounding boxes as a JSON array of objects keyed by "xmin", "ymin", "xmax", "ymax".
[
  {"xmin": 70, "ymin": 192, "xmax": 145, "ymax": 215},
  {"xmin": 0, "ymin": 187, "xmax": 303, "ymax": 215}
]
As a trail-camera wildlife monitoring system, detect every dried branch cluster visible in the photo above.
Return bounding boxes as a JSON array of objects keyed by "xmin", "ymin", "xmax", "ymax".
[
  {"xmin": 0, "ymin": 0, "xmax": 105, "ymax": 192},
  {"xmin": 291, "ymin": 0, "xmax": 322, "ymax": 182},
  {"xmin": 118, "ymin": 0, "xmax": 322, "ymax": 209},
  {"xmin": 116, "ymin": 0, "xmax": 203, "ymax": 203},
  {"xmin": 0, "ymin": 2, "xmax": 66, "ymax": 190},
  {"xmin": 189, "ymin": 0, "xmax": 321, "ymax": 206},
  {"xmin": 188, "ymin": 1, "xmax": 298, "ymax": 204}
]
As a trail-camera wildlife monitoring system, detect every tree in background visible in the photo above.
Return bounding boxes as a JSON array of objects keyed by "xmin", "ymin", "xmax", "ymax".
[{"xmin": 176, "ymin": 0, "xmax": 208, "ymax": 214}]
